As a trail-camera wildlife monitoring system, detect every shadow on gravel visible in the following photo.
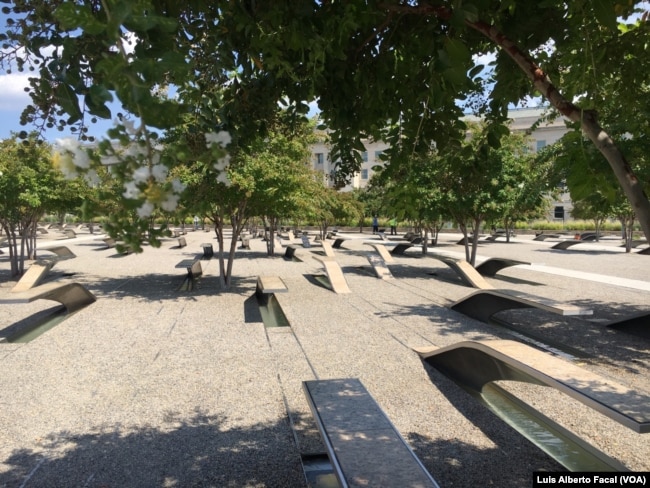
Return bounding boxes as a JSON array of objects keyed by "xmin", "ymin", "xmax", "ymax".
[
  {"xmin": 413, "ymin": 363, "xmax": 565, "ymax": 486},
  {"xmin": 0, "ymin": 411, "xmax": 305, "ymax": 487},
  {"xmin": 389, "ymin": 298, "xmax": 650, "ymax": 375},
  {"xmin": 79, "ymin": 273, "xmax": 259, "ymax": 302}
]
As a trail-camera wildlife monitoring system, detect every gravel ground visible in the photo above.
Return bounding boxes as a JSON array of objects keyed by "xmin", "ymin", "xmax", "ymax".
[{"xmin": 0, "ymin": 228, "xmax": 648, "ymax": 487}]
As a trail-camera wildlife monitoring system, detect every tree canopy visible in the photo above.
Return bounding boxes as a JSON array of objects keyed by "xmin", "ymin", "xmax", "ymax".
[
  {"xmin": 0, "ymin": 133, "xmax": 79, "ymax": 275},
  {"xmin": 2, "ymin": 0, "xmax": 649, "ymax": 240}
]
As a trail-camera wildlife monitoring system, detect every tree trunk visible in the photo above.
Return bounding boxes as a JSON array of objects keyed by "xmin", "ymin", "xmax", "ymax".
[
  {"xmin": 422, "ymin": 227, "xmax": 429, "ymax": 254},
  {"xmin": 1, "ymin": 221, "xmax": 20, "ymax": 277},
  {"xmin": 212, "ymin": 214, "xmax": 228, "ymax": 290},
  {"xmin": 467, "ymin": 18, "xmax": 650, "ymax": 244},
  {"xmin": 459, "ymin": 222, "xmax": 471, "ymax": 262},
  {"xmin": 469, "ymin": 217, "xmax": 481, "ymax": 266}
]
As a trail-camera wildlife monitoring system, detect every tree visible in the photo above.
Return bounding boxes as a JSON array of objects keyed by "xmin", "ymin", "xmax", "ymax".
[
  {"xmin": 371, "ymin": 154, "xmax": 449, "ymax": 253},
  {"xmin": 239, "ymin": 116, "xmax": 318, "ymax": 256},
  {"xmin": 550, "ymin": 129, "xmax": 649, "ymax": 251},
  {"xmin": 0, "ymin": 134, "xmax": 75, "ymax": 276},
  {"xmin": 435, "ymin": 123, "xmax": 547, "ymax": 265},
  {"xmin": 3, "ymin": 0, "xmax": 650, "ymax": 244}
]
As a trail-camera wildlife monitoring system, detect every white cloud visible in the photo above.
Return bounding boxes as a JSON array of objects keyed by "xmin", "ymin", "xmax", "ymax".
[
  {"xmin": 0, "ymin": 73, "xmax": 31, "ymax": 111},
  {"xmin": 473, "ymin": 52, "xmax": 497, "ymax": 66}
]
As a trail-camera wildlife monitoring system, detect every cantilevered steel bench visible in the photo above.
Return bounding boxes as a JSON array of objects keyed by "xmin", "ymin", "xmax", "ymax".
[
  {"xmin": 425, "ymin": 254, "xmax": 494, "ymax": 289},
  {"xmin": 10, "ymin": 260, "xmax": 56, "ymax": 293},
  {"xmin": 366, "ymin": 254, "xmax": 393, "ymax": 280},
  {"xmin": 0, "ymin": 281, "xmax": 96, "ymax": 313},
  {"xmin": 332, "ymin": 237, "xmax": 349, "ymax": 249},
  {"xmin": 176, "ymin": 259, "xmax": 202, "ymax": 291},
  {"xmin": 416, "ymin": 340, "xmax": 650, "ymax": 434},
  {"xmin": 319, "ymin": 240, "xmax": 336, "ymax": 258},
  {"xmin": 390, "ymin": 242, "xmax": 416, "ymax": 255},
  {"xmin": 312, "ymin": 256, "xmax": 351, "ymax": 293},
  {"xmin": 39, "ymin": 245, "xmax": 76, "ymax": 260},
  {"xmin": 363, "ymin": 242, "xmax": 395, "ymax": 263},
  {"xmin": 303, "ymin": 378, "xmax": 440, "ymax": 487},
  {"xmin": 255, "ymin": 276, "xmax": 288, "ymax": 297},
  {"xmin": 551, "ymin": 239, "xmax": 596, "ymax": 250},
  {"xmin": 474, "ymin": 257, "xmax": 530, "ymax": 277},
  {"xmin": 450, "ymin": 289, "xmax": 593, "ymax": 323},
  {"xmin": 533, "ymin": 233, "xmax": 562, "ymax": 241}
]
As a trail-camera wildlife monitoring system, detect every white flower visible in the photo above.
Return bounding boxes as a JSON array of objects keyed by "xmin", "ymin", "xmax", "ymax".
[
  {"xmin": 121, "ymin": 119, "xmax": 139, "ymax": 135},
  {"xmin": 160, "ymin": 192, "xmax": 180, "ymax": 211},
  {"xmin": 132, "ymin": 166, "xmax": 150, "ymax": 183},
  {"xmin": 205, "ymin": 130, "xmax": 232, "ymax": 147},
  {"xmin": 125, "ymin": 143, "xmax": 147, "ymax": 159},
  {"xmin": 217, "ymin": 171, "xmax": 231, "ymax": 186},
  {"xmin": 171, "ymin": 178, "xmax": 185, "ymax": 192},
  {"xmin": 55, "ymin": 137, "xmax": 89, "ymax": 169},
  {"xmin": 84, "ymin": 169, "xmax": 100, "ymax": 186},
  {"xmin": 214, "ymin": 154, "xmax": 230, "ymax": 171},
  {"xmin": 55, "ymin": 137, "xmax": 80, "ymax": 152},
  {"xmin": 137, "ymin": 201, "xmax": 154, "ymax": 218},
  {"xmin": 100, "ymin": 154, "xmax": 120, "ymax": 166},
  {"xmin": 55, "ymin": 152, "xmax": 79, "ymax": 180},
  {"xmin": 122, "ymin": 181, "xmax": 140, "ymax": 199},
  {"xmin": 151, "ymin": 164, "xmax": 168, "ymax": 182}
]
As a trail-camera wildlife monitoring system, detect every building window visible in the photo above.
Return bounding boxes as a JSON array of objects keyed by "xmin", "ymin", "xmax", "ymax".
[
  {"xmin": 554, "ymin": 206, "xmax": 564, "ymax": 220},
  {"xmin": 361, "ymin": 169, "xmax": 369, "ymax": 180},
  {"xmin": 361, "ymin": 151, "xmax": 368, "ymax": 162},
  {"xmin": 374, "ymin": 150, "xmax": 384, "ymax": 161},
  {"xmin": 536, "ymin": 140, "xmax": 547, "ymax": 151},
  {"xmin": 315, "ymin": 153, "xmax": 324, "ymax": 164}
]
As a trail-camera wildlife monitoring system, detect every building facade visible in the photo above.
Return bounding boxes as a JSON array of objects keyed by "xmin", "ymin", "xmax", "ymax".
[{"xmin": 309, "ymin": 107, "xmax": 573, "ymax": 220}]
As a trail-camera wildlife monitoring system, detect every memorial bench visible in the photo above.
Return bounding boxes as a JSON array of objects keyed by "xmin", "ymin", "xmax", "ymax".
[
  {"xmin": 451, "ymin": 288, "xmax": 593, "ymax": 324},
  {"xmin": 363, "ymin": 242, "xmax": 395, "ymax": 263},
  {"xmin": 366, "ymin": 254, "xmax": 393, "ymax": 280},
  {"xmin": 533, "ymin": 233, "xmax": 563, "ymax": 241},
  {"xmin": 10, "ymin": 260, "xmax": 56, "ymax": 293},
  {"xmin": 551, "ymin": 239, "xmax": 592, "ymax": 250},
  {"xmin": 312, "ymin": 256, "xmax": 351, "ymax": 293},
  {"xmin": 416, "ymin": 340, "xmax": 650, "ymax": 434},
  {"xmin": 176, "ymin": 259, "xmax": 203, "ymax": 291},
  {"xmin": 425, "ymin": 252, "xmax": 529, "ymax": 283},
  {"xmin": 320, "ymin": 240, "xmax": 336, "ymax": 258},
  {"xmin": 39, "ymin": 246, "xmax": 76, "ymax": 260},
  {"xmin": 303, "ymin": 378, "xmax": 440, "ymax": 488},
  {"xmin": 255, "ymin": 276, "xmax": 288, "ymax": 297},
  {"xmin": 474, "ymin": 257, "xmax": 530, "ymax": 277},
  {"xmin": 426, "ymin": 254, "xmax": 494, "ymax": 289},
  {"xmin": 390, "ymin": 242, "xmax": 418, "ymax": 255},
  {"xmin": 239, "ymin": 235, "xmax": 251, "ymax": 250},
  {"xmin": 332, "ymin": 237, "xmax": 349, "ymax": 249},
  {"xmin": 201, "ymin": 243, "xmax": 214, "ymax": 259},
  {"xmin": 177, "ymin": 237, "xmax": 187, "ymax": 248},
  {"xmin": 284, "ymin": 245, "xmax": 302, "ymax": 260},
  {"xmin": 0, "ymin": 281, "xmax": 97, "ymax": 313}
]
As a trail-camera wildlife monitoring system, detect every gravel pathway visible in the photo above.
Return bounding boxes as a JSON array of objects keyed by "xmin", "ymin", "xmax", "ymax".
[{"xmin": 0, "ymin": 228, "xmax": 648, "ymax": 487}]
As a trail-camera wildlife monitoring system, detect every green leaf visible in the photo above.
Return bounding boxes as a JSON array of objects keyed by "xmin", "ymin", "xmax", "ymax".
[
  {"xmin": 445, "ymin": 38, "xmax": 471, "ymax": 63},
  {"xmin": 55, "ymin": 83, "xmax": 83, "ymax": 123},
  {"xmin": 88, "ymin": 84, "xmax": 114, "ymax": 105},
  {"xmin": 84, "ymin": 94, "xmax": 112, "ymax": 119},
  {"xmin": 591, "ymin": 0, "xmax": 618, "ymax": 31},
  {"xmin": 54, "ymin": 3, "xmax": 105, "ymax": 35}
]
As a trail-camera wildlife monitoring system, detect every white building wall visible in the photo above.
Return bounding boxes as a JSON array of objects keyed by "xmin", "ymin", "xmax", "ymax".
[{"xmin": 309, "ymin": 108, "xmax": 574, "ymax": 220}]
